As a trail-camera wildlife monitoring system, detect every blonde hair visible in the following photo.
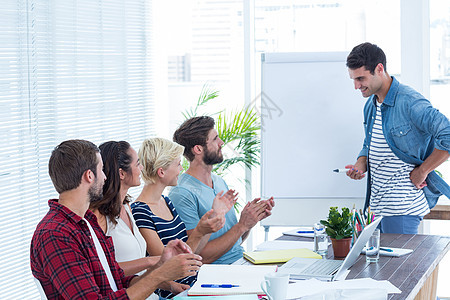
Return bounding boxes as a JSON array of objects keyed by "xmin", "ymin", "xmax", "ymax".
[{"xmin": 139, "ymin": 138, "xmax": 184, "ymax": 184}]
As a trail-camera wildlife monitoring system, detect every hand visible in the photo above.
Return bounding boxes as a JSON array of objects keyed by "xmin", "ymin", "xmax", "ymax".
[
  {"xmin": 169, "ymin": 281, "xmax": 190, "ymax": 295},
  {"xmin": 258, "ymin": 197, "xmax": 275, "ymax": 221},
  {"xmin": 410, "ymin": 166, "xmax": 428, "ymax": 189},
  {"xmin": 238, "ymin": 198, "xmax": 268, "ymax": 231},
  {"xmin": 157, "ymin": 253, "xmax": 202, "ymax": 282},
  {"xmin": 159, "ymin": 239, "xmax": 193, "ymax": 266},
  {"xmin": 212, "ymin": 189, "xmax": 239, "ymax": 215},
  {"xmin": 196, "ymin": 209, "xmax": 226, "ymax": 235},
  {"xmin": 345, "ymin": 163, "xmax": 366, "ymax": 180}
]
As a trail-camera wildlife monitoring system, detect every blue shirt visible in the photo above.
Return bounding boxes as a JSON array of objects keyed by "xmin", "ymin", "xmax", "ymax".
[
  {"xmin": 359, "ymin": 76, "xmax": 450, "ymax": 209},
  {"xmin": 168, "ymin": 173, "xmax": 243, "ymax": 264}
]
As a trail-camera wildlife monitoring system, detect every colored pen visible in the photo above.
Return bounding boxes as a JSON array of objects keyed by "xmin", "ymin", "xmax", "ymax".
[
  {"xmin": 297, "ymin": 230, "xmax": 314, "ymax": 234},
  {"xmin": 380, "ymin": 247, "xmax": 393, "ymax": 252},
  {"xmin": 333, "ymin": 168, "xmax": 347, "ymax": 173},
  {"xmin": 201, "ymin": 284, "xmax": 239, "ymax": 288}
]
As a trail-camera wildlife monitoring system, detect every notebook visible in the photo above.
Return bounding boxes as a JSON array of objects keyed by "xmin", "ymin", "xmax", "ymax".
[
  {"xmin": 278, "ymin": 216, "xmax": 383, "ymax": 281},
  {"xmin": 188, "ymin": 264, "xmax": 277, "ymax": 296},
  {"xmin": 243, "ymin": 248, "xmax": 322, "ymax": 264},
  {"xmin": 362, "ymin": 246, "xmax": 413, "ymax": 257}
]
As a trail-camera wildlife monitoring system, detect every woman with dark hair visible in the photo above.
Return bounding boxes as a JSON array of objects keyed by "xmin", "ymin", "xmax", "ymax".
[
  {"xmin": 90, "ymin": 141, "xmax": 190, "ymax": 298},
  {"xmin": 89, "ymin": 141, "xmax": 155, "ymax": 275}
]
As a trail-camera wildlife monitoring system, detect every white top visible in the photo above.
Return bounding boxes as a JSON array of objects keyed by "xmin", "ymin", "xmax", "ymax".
[
  {"xmin": 368, "ymin": 102, "xmax": 429, "ymax": 217},
  {"xmin": 84, "ymin": 218, "xmax": 118, "ymax": 292},
  {"xmin": 106, "ymin": 204, "xmax": 147, "ymax": 271}
]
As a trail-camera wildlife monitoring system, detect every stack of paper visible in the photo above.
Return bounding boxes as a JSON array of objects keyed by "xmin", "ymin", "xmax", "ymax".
[
  {"xmin": 361, "ymin": 247, "xmax": 413, "ymax": 257},
  {"xmin": 188, "ymin": 264, "xmax": 277, "ymax": 296},
  {"xmin": 286, "ymin": 278, "xmax": 401, "ymax": 299},
  {"xmin": 243, "ymin": 248, "xmax": 322, "ymax": 264},
  {"xmin": 282, "ymin": 227, "xmax": 314, "ymax": 238},
  {"xmin": 255, "ymin": 240, "xmax": 315, "ymax": 251}
]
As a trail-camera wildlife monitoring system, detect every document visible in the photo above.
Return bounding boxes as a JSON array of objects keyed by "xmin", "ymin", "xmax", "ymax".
[
  {"xmin": 286, "ymin": 278, "xmax": 401, "ymax": 299},
  {"xmin": 188, "ymin": 264, "xmax": 277, "ymax": 296}
]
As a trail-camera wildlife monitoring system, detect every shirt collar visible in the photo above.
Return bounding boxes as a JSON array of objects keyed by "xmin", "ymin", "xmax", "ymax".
[
  {"xmin": 48, "ymin": 198, "xmax": 97, "ymax": 224},
  {"xmin": 379, "ymin": 76, "xmax": 399, "ymax": 107}
]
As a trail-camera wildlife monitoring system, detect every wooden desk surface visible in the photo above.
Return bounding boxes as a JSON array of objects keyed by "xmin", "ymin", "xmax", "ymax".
[{"xmin": 276, "ymin": 234, "xmax": 450, "ymax": 300}]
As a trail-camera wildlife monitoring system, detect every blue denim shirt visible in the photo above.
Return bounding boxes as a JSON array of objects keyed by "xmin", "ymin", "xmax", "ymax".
[{"xmin": 359, "ymin": 77, "xmax": 450, "ymax": 209}]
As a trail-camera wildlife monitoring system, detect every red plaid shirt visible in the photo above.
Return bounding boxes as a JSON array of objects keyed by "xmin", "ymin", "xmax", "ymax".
[{"xmin": 30, "ymin": 199, "xmax": 135, "ymax": 299}]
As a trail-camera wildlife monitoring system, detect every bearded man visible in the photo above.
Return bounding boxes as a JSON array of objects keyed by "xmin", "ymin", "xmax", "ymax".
[{"xmin": 169, "ymin": 116, "xmax": 274, "ymax": 264}]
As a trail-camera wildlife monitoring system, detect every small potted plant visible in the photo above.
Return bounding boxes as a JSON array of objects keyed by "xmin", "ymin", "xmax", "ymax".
[{"xmin": 320, "ymin": 207, "xmax": 353, "ymax": 258}]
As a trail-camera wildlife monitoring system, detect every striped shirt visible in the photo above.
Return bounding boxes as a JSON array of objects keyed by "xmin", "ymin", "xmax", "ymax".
[
  {"xmin": 368, "ymin": 102, "xmax": 429, "ymax": 217},
  {"xmin": 131, "ymin": 196, "xmax": 196, "ymax": 298}
]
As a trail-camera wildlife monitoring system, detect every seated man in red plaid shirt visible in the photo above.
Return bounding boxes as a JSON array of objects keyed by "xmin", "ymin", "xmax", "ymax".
[{"xmin": 30, "ymin": 139, "xmax": 202, "ymax": 299}]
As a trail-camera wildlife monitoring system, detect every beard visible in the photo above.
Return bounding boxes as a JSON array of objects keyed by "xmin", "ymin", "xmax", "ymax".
[
  {"xmin": 88, "ymin": 178, "xmax": 104, "ymax": 203},
  {"xmin": 203, "ymin": 147, "xmax": 224, "ymax": 165}
]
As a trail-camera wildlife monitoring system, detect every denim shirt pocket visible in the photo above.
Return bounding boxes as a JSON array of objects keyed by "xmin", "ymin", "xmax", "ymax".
[{"xmin": 390, "ymin": 123, "xmax": 418, "ymax": 152}]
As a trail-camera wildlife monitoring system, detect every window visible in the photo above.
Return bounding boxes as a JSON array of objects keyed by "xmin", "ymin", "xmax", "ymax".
[
  {"xmin": 0, "ymin": 0, "xmax": 154, "ymax": 297},
  {"xmin": 430, "ymin": 0, "xmax": 450, "ymax": 187}
]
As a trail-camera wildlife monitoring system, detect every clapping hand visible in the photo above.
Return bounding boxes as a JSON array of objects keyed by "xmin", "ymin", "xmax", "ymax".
[
  {"xmin": 196, "ymin": 209, "xmax": 226, "ymax": 235},
  {"xmin": 212, "ymin": 189, "xmax": 239, "ymax": 216}
]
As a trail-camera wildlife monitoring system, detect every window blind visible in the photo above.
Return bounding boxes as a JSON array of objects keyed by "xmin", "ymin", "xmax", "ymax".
[{"xmin": 0, "ymin": 0, "xmax": 154, "ymax": 298}]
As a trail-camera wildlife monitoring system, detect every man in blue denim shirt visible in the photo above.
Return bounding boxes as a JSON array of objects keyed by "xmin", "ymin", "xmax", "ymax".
[{"xmin": 344, "ymin": 42, "xmax": 450, "ymax": 234}]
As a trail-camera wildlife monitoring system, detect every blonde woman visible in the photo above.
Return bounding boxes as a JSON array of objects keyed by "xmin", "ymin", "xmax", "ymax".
[{"xmin": 132, "ymin": 138, "xmax": 237, "ymax": 299}]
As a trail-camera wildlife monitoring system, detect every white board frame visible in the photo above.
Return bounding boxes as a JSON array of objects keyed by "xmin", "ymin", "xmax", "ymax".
[{"xmin": 260, "ymin": 52, "xmax": 366, "ymax": 228}]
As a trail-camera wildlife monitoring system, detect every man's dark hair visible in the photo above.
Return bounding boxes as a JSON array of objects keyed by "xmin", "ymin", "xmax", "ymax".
[
  {"xmin": 173, "ymin": 116, "xmax": 215, "ymax": 161},
  {"xmin": 346, "ymin": 42, "xmax": 387, "ymax": 74},
  {"xmin": 89, "ymin": 141, "xmax": 132, "ymax": 225},
  {"xmin": 49, "ymin": 140, "xmax": 99, "ymax": 194}
]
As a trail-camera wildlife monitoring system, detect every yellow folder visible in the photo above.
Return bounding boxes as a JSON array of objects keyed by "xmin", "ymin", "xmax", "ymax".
[{"xmin": 243, "ymin": 248, "xmax": 322, "ymax": 264}]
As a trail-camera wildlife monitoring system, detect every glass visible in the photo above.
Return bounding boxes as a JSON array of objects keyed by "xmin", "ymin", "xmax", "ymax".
[
  {"xmin": 314, "ymin": 223, "xmax": 328, "ymax": 255},
  {"xmin": 366, "ymin": 229, "xmax": 380, "ymax": 263}
]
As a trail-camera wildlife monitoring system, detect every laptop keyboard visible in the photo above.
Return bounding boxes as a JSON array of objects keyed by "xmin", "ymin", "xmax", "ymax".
[{"xmin": 301, "ymin": 259, "xmax": 343, "ymax": 275}]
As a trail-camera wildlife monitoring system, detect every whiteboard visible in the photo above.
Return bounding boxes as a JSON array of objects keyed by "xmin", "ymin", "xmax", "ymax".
[{"xmin": 260, "ymin": 52, "xmax": 367, "ymax": 200}]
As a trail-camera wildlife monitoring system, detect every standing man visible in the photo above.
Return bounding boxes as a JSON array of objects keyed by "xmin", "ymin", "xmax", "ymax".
[
  {"xmin": 345, "ymin": 42, "xmax": 450, "ymax": 234},
  {"xmin": 31, "ymin": 139, "xmax": 202, "ymax": 299},
  {"xmin": 169, "ymin": 116, "xmax": 274, "ymax": 264}
]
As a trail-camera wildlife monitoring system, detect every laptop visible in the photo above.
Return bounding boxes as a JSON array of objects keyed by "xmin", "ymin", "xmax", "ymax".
[{"xmin": 278, "ymin": 216, "xmax": 383, "ymax": 281}]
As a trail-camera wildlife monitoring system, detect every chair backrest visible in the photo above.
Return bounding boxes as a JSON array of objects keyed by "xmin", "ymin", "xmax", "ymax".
[{"xmin": 33, "ymin": 277, "xmax": 48, "ymax": 300}]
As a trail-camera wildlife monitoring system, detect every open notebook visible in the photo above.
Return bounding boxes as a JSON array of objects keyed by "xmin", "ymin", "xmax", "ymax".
[{"xmin": 188, "ymin": 264, "xmax": 277, "ymax": 296}]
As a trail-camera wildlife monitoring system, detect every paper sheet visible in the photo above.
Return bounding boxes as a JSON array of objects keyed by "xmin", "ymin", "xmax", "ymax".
[
  {"xmin": 286, "ymin": 278, "xmax": 401, "ymax": 299},
  {"xmin": 256, "ymin": 240, "xmax": 316, "ymax": 251},
  {"xmin": 361, "ymin": 247, "xmax": 413, "ymax": 257},
  {"xmin": 283, "ymin": 228, "xmax": 315, "ymax": 238}
]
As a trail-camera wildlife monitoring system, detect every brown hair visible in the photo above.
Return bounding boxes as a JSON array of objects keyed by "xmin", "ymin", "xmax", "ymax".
[
  {"xmin": 173, "ymin": 116, "xmax": 215, "ymax": 161},
  {"xmin": 48, "ymin": 140, "xmax": 99, "ymax": 194},
  {"xmin": 89, "ymin": 141, "xmax": 132, "ymax": 225}
]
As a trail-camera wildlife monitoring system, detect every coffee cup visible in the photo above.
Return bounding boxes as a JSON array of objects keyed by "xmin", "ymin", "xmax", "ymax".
[{"xmin": 260, "ymin": 272, "xmax": 289, "ymax": 300}]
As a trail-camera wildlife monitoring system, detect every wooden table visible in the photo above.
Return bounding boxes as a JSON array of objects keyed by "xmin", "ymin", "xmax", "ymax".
[
  {"xmin": 237, "ymin": 233, "xmax": 450, "ymax": 300},
  {"xmin": 424, "ymin": 204, "xmax": 450, "ymax": 220}
]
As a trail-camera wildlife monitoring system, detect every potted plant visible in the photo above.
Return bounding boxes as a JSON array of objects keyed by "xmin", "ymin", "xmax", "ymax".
[{"xmin": 320, "ymin": 207, "xmax": 353, "ymax": 259}]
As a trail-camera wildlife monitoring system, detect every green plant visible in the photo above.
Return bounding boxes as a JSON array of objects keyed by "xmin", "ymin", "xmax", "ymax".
[
  {"xmin": 182, "ymin": 83, "xmax": 260, "ymax": 177},
  {"xmin": 320, "ymin": 207, "xmax": 353, "ymax": 240}
]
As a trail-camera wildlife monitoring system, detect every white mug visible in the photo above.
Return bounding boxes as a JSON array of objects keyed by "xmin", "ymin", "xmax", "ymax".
[{"xmin": 260, "ymin": 272, "xmax": 289, "ymax": 300}]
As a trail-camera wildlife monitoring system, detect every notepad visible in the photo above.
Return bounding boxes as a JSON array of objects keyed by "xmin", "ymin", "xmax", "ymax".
[
  {"xmin": 283, "ymin": 227, "xmax": 315, "ymax": 238},
  {"xmin": 188, "ymin": 264, "xmax": 277, "ymax": 296},
  {"xmin": 243, "ymin": 248, "xmax": 322, "ymax": 264},
  {"xmin": 361, "ymin": 247, "xmax": 413, "ymax": 257}
]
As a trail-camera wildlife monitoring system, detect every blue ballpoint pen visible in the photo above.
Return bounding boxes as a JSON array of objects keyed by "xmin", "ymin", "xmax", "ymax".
[
  {"xmin": 297, "ymin": 230, "xmax": 314, "ymax": 234},
  {"xmin": 201, "ymin": 284, "xmax": 240, "ymax": 288},
  {"xmin": 380, "ymin": 247, "xmax": 393, "ymax": 252}
]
